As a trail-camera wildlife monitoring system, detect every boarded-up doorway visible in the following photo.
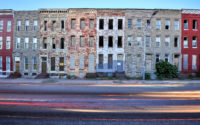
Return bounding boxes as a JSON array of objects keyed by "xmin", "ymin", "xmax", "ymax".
[
  {"xmin": 117, "ymin": 54, "xmax": 123, "ymax": 72},
  {"xmin": 15, "ymin": 61, "xmax": 20, "ymax": 73},
  {"xmin": 41, "ymin": 57, "xmax": 47, "ymax": 73},
  {"xmin": 174, "ymin": 55, "xmax": 179, "ymax": 70}
]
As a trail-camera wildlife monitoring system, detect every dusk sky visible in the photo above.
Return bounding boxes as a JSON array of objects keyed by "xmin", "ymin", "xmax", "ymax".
[{"xmin": 0, "ymin": 0, "xmax": 200, "ymax": 10}]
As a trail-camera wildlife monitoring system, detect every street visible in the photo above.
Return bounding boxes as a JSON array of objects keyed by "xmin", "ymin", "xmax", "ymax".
[{"xmin": 0, "ymin": 80, "xmax": 200, "ymax": 125}]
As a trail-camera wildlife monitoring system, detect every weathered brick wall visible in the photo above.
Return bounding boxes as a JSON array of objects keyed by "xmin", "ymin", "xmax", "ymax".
[
  {"xmin": 68, "ymin": 9, "xmax": 97, "ymax": 77},
  {"xmin": 13, "ymin": 11, "xmax": 40, "ymax": 77}
]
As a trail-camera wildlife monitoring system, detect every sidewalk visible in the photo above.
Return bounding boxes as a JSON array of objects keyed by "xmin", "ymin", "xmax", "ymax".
[{"xmin": 0, "ymin": 78, "xmax": 199, "ymax": 85}]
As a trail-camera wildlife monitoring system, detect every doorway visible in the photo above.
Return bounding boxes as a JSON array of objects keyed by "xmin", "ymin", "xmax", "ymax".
[
  {"xmin": 15, "ymin": 61, "xmax": 20, "ymax": 73},
  {"xmin": 41, "ymin": 57, "xmax": 47, "ymax": 73}
]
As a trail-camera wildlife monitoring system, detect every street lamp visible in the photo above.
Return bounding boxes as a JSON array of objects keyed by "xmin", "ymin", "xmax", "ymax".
[{"xmin": 143, "ymin": 10, "xmax": 158, "ymax": 80}]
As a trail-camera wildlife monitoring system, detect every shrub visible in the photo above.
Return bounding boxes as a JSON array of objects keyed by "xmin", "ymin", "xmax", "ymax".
[
  {"xmin": 155, "ymin": 60, "xmax": 178, "ymax": 79},
  {"xmin": 145, "ymin": 73, "xmax": 151, "ymax": 80}
]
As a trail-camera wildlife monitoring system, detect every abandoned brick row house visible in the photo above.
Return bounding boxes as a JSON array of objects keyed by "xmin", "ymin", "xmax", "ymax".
[{"xmin": 0, "ymin": 9, "xmax": 200, "ymax": 78}]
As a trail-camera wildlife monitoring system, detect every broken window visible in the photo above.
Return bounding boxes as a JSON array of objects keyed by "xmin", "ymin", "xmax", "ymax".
[
  {"xmin": 193, "ymin": 20, "xmax": 197, "ymax": 30},
  {"xmin": 33, "ymin": 20, "xmax": 37, "ymax": 31},
  {"xmin": 99, "ymin": 36, "xmax": 104, "ymax": 48},
  {"xmin": 44, "ymin": 20, "xmax": 47, "ymax": 31},
  {"xmin": 128, "ymin": 19, "xmax": 132, "ymax": 29},
  {"xmin": 108, "ymin": 54, "xmax": 113, "ymax": 69},
  {"xmin": 0, "ymin": 37, "xmax": 2, "ymax": 49},
  {"xmin": 137, "ymin": 19, "xmax": 142, "ymax": 30},
  {"xmin": 156, "ymin": 36, "xmax": 160, "ymax": 47},
  {"xmin": 61, "ymin": 20, "xmax": 65, "ymax": 31},
  {"xmin": 137, "ymin": 36, "xmax": 142, "ymax": 47},
  {"xmin": 25, "ymin": 20, "xmax": 29, "ymax": 31},
  {"xmin": 165, "ymin": 54, "xmax": 169, "ymax": 62},
  {"xmin": 71, "ymin": 19, "xmax": 76, "ymax": 29},
  {"xmin": 174, "ymin": 20, "xmax": 179, "ymax": 30},
  {"xmin": 24, "ymin": 57, "xmax": 28, "ymax": 70},
  {"xmin": 33, "ymin": 57, "xmax": 37, "ymax": 70},
  {"xmin": 80, "ymin": 19, "xmax": 85, "ymax": 30},
  {"xmin": 52, "ymin": 38, "xmax": 56, "ymax": 49},
  {"xmin": 89, "ymin": 19, "xmax": 94, "ymax": 29},
  {"xmin": 174, "ymin": 37, "xmax": 178, "ymax": 47},
  {"xmin": 24, "ymin": 37, "xmax": 29, "ymax": 49},
  {"xmin": 108, "ymin": 36, "xmax": 113, "ymax": 48},
  {"xmin": 89, "ymin": 36, "xmax": 94, "ymax": 47},
  {"xmin": 146, "ymin": 36, "xmax": 151, "ymax": 47},
  {"xmin": 192, "ymin": 36, "xmax": 197, "ymax": 48},
  {"xmin": 118, "ymin": 19, "xmax": 123, "ymax": 30},
  {"xmin": 32, "ymin": 37, "xmax": 37, "ymax": 50},
  {"xmin": 7, "ymin": 20, "xmax": 11, "ymax": 32},
  {"xmin": 17, "ymin": 20, "xmax": 21, "ymax": 31},
  {"xmin": 43, "ymin": 37, "xmax": 47, "ymax": 49},
  {"xmin": 0, "ymin": 20, "xmax": 3, "ymax": 32},
  {"xmin": 165, "ymin": 36, "xmax": 170, "ymax": 47},
  {"xmin": 51, "ymin": 20, "xmax": 56, "ymax": 31},
  {"xmin": 59, "ymin": 57, "xmax": 64, "ymax": 71},
  {"xmin": 108, "ymin": 19, "xmax": 113, "ymax": 30},
  {"xmin": 80, "ymin": 36, "xmax": 85, "ymax": 47},
  {"xmin": 99, "ymin": 19, "xmax": 104, "ymax": 30},
  {"xmin": 71, "ymin": 36, "xmax": 75, "ymax": 47},
  {"xmin": 127, "ymin": 36, "xmax": 132, "ymax": 46},
  {"xmin": 117, "ymin": 36, "xmax": 122, "ymax": 48},
  {"xmin": 51, "ymin": 57, "xmax": 55, "ymax": 71},
  {"xmin": 60, "ymin": 38, "xmax": 64, "ymax": 49},
  {"xmin": 184, "ymin": 37, "xmax": 188, "ymax": 48},
  {"xmin": 183, "ymin": 54, "xmax": 188, "ymax": 70},
  {"xmin": 156, "ymin": 20, "xmax": 161, "ymax": 30},
  {"xmin": 156, "ymin": 54, "xmax": 160, "ymax": 63},
  {"xmin": 79, "ymin": 54, "xmax": 84, "ymax": 70},
  {"xmin": 192, "ymin": 55, "xmax": 197, "ymax": 70},
  {"xmin": 98, "ymin": 54, "xmax": 103, "ymax": 69},
  {"xmin": 184, "ymin": 20, "xmax": 188, "ymax": 30},
  {"xmin": 165, "ymin": 20, "xmax": 170, "ymax": 30},
  {"xmin": 147, "ymin": 20, "xmax": 151, "ymax": 29}
]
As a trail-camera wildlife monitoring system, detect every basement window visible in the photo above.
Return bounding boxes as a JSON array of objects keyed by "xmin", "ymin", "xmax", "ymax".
[
  {"xmin": 108, "ymin": 36, "xmax": 113, "ymax": 48},
  {"xmin": 99, "ymin": 19, "xmax": 104, "ymax": 30},
  {"xmin": 43, "ymin": 37, "xmax": 47, "ymax": 49},
  {"xmin": 193, "ymin": 20, "xmax": 197, "ymax": 30},
  {"xmin": 44, "ymin": 21, "xmax": 47, "ymax": 31},
  {"xmin": 60, "ymin": 38, "xmax": 64, "ymax": 49},
  {"xmin": 118, "ymin": 19, "xmax": 123, "ymax": 30},
  {"xmin": 51, "ymin": 21, "xmax": 56, "ymax": 31},
  {"xmin": 117, "ymin": 36, "xmax": 122, "ymax": 48},
  {"xmin": 99, "ymin": 36, "xmax": 104, "ymax": 48},
  {"xmin": 61, "ymin": 20, "xmax": 65, "ymax": 31},
  {"xmin": 108, "ymin": 19, "xmax": 113, "ymax": 30}
]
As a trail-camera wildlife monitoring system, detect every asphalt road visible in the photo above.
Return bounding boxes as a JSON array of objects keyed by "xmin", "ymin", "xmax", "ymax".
[{"xmin": 0, "ymin": 81, "xmax": 200, "ymax": 125}]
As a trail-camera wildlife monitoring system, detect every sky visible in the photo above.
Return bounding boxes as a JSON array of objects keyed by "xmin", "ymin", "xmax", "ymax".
[{"xmin": 0, "ymin": 0, "xmax": 200, "ymax": 10}]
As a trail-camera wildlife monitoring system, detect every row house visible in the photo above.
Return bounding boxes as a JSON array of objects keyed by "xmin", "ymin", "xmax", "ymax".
[
  {"xmin": 68, "ymin": 9, "xmax": 97, "ymax": 78},
  {"xmin": 96, "ymin": 9, "xmax": 125, "ymax": 75},
  {"xmin": 39, "ymin": 9, "xmax": 68, "ymax": 77},
  {"xmin": 0, "ymin": 10, "xmax": 13, "ymax": 77},
  {"xmin": 182, "ymin": 9, "xmax": 200, "ymax": 73},
  {"xmin": 13, "ymin": 11, "xmax": 40, "ymax": 78},
  {"xmin": 125, "ymin": 9, "xmax": 182, "ymax": 77}
]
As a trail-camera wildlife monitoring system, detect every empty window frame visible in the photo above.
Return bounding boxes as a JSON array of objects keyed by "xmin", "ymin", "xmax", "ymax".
[
  {"xmin": 17, "ymin": 20, "xmax": 21, "ymax": 31},
  {"xmin": 89, "ymin": 36, "xmax": 94, "ymax": 47},
  {"xmin": 59, "ymin": 57, "xmax": 64, "ymax": 71},
  {"xmin": 71, "ymin": 36, "xmax": 75, "ymax": 47},
  {"xmin": 33, "ymin": 57, "xmax": 37, "ymax": 70},
  {"xmin": 174, "ymin": 20, "xmax": 179, "ymax": 30},
  {"xmin": 118, "ymin": 19, "xmax": 123, "ymax": 30},
  {"xmin": 24, "ymin": 37, "xmax": 29, "ymax": 49},
  {"xmin": 7, "ymin": 20, "xmax": 11, "ymax": 32},
  {"xmin": 184, "ymin": 20, "xmax": 188, "ymax": 30},
  {"xmin": 156, "ymin": 54, "xmax": 160, "ymax": 63},
  {"xmin": 25, "ymin": 20, "xmax": 29, "ymax": 31},
  {"xmin": 60, "ymin": 38, "xmax": 64, "ymax": 49},
  {"xmin": 183, "ymin": 54, "xmax": 188, "ymax": 70},
  {"xmin": 51, "ymin": 57, "xmax": 55, "ymax": 71},
  {"xmin": 174, "ymin": 37, "xmax": 178, "ymax": 47},
  {"xmin": 165, "ymin": 36, "xmax": 170, "ymax": 47},
  {"xmin": 51, "ymin": 38, "xmax": 56, "ymax": 49},
  {"xmin": 51, "ymin": 20, "xmax": 56, "ymax": 31},
  {"xmin": 156, "ymin": 20, "xmax": 161, "ymax": 30},
  {"xmin": 137, "ymin": 36, "xmax": 142, "ymax": 47},
  {"xmin": 184, "ymin": 37, "xmax": 188, "ymax": 48},
  {"xmin": 146, "ymin": 36, "xmax": 151, "ymax": 47},
  {"xmin": 192, "ymin": 36, "xmax": 197, "ymax": 48},
  {"xmin": 80, "ymin": 36, "xmax": 85, "ymax": 47},
  {"xmin": 99, "ymin": 36, "xmax": 104, "ymax": 48},
  {"xmin": 24, "ymin": 57, "xmax": 28, "ymax": 70},
  {"xmin": 156, "ymin": 36, "xmax": 160, "ymax": 47},
  {"xmin": 192, "ymin": 55, "xmax": 197, "ymax": 70},
  {"xmin": 147, "ymin": 20, "xmax": 151, "ymax": 29},
  {"xmin": 6, "ymin": 56, "xmax": 10, "ymax": 71},
  {"xmin": 165, "ymin": 54, "xmax": 169, "ymax": 62},
  {"xmin": 61, "ymin": 20, "xmax": 65, "ymax": 31},
  {"xmin": 108, "ymin": 54, "xmax": 113, "ymax": 69},
  {"xmin": 44, "ymin": 20, "xmax": 47, "ymax": 31},
  {"xmin": 6, "ymin": 36, "xmax": 11, "ymax": 49},
  {"xmin": 117, "ymin": 36, "xmax": 122, "ymax": 48},
  {"xmin": 33, "ymin": 20, "xmax": 37, "ymax": 31},
  {"xmin": 0, "ymin": 37, "xmax": 2, "ymax": 49},
  {"xmin": 193, "ymin": 20, "xmax": 198, "ymax": 30},
  {"xmin": 71, "ymin": 19, "xmax": 76, "ymax": 29},
  {"xmin": 98, "ymin": 54, "xmax": 103, "ymax": 69},
  {"xmin": 80, "ymin": 19, "xmax": 85, "ymax": 30},
  {"xmin": 99, "ymin": 19, "xmax": 104, "ymax": 30},
  {"xmin": 43, "ymin": 37, "xmax": 47, "ymax": 49},
  {"xmin": 165, "ymin": 20, "xmax": 170, "ymax": 30},
  {"xmin": 0, "ymin": 20, "xmax": 3, "ymax": 32},
  {"xmin": 89, "ymin": 19, "xmax": 94, "ymax": 29},
  {"xmin": 32, "ymin": 37, "xmax": 37, "ymax": 50},
  {"xmin": 127, "ymin": 35, "xmax": 132, "ymax": 46},
  {"xmin": 108, "ymin": 36, "xmax": 113, "ymax": 48},
  {"xmin": 108, "ymin": 19, "xmax": 113, "ymax": 30},
  {"xmin": 128, "ymin": 19, "xmax": 132, "ymax": 29},
  {"xmin": 137, "ymin": 19, "xmax": 142, "ymax": 30}
]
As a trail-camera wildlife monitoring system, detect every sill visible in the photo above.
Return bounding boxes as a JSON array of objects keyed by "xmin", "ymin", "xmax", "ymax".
[
  {"xmin": 184, "ymin": 29, "xmax": 188, "ymax": 30},
  {"xmin": 193, "ymin": 29, "xmax": 198, "ymax": 31},
  {"xmin": 192, "ymin": 47, "xmax": 197, "ymax": 48}
]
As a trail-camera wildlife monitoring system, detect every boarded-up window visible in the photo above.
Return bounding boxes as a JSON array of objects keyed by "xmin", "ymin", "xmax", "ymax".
[
  {"xmin": 24, "ymin": 57, "xmax": 28, "ymax": 70},
  {"xmin": 192, "ymin": 55, "xmax": 197, "ymax": 70},
  {"xmin": 174, "ymin": 20, "xmax": 179, "ymax": 30},
  {"xmin": 89, "ymin": 36, "xmax": 94, "ymax": 47},
  {"xmin": 52, "ymin": 38, "xmax": 56, "ymax": 49},
  {"xmin": 108, "ymin": 54, "xmax": 113, "ymax": 69},
  {"xmin": 88, "ymin": 54, "xmax": 95, "ymax": 72},
  {"xmin": 108, "ymin": 19, "xmax": 113, "ymax": 30},
  {"xmin": 117, "ymin": 36, "xmax": 122, "ymax": 48},
  {"xmin": 79, "ymin": 54, "xmax": 84, "ymax": 70},
  {"xmin": 71, "ymin": 19, "xmax": 76, "ymax": 29},
  {"xmin": 33, "ymin": 57, "xmax": 37, "ymax": 70},
  {"xmin": 80, "ymin": 19, "xmax": 85, "ymax": 29},
  {"xmin": 156, "ymin": 20, "xmax": 161, "ymax": 30},
  {"xmin": 71, "ymin": 36, "xmax": 75, "ymax": 47},
  {"xmin": 51, "ymin": 57, "xmax": 55, "ymax": 71},
  {"xmin": 99, "ymin": 36, "xmax": 104, "ymax": 48},
  {"xmin": 89, "ymin": 19, "xmax": 94, "ymax": 29},
  {"xmin": 80, "ymin": 36, "xmax": 85, "ymax": 47},
  {"xmin": 98, "ymin": 54, "xmax": 103, "ymax": 69},
  {"xmin": 59, "ymin": 57, "xmax": 64, "ymax": 71},
  {"xmin": 137, "ymin": 37, "xmax": 142, "ymax": 47},
  {"xmin": 127, "ymin": 36, "xmax": 132, "ymax": 46},
  {"xmin": 99, "ymin": 19, "xmax": 104, "ymax": 30},
  {"xmin": 183, "ymin": 54, "xmax": 188, "ymax": 70},
  {"xmin": 60, "ymin": 38, "xmax": 64, "ymax": 49},
  {"xmin": 174, "ymin": 37, "xmax": 178, "ymax": 47},
  {"xmin": 70, "ymin": 54, "xmax": 75, "ymax": 70},
  {"xmin": 108, "ymin": 36, "xmax": 113, "ymax": 47},
  {"xmin": 43, "ymin": 37, "xmax": 47, "ymax": 49},
  {"xmin": 118, "ymin": 19, "xmax": 123, "ymax": 30}
]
